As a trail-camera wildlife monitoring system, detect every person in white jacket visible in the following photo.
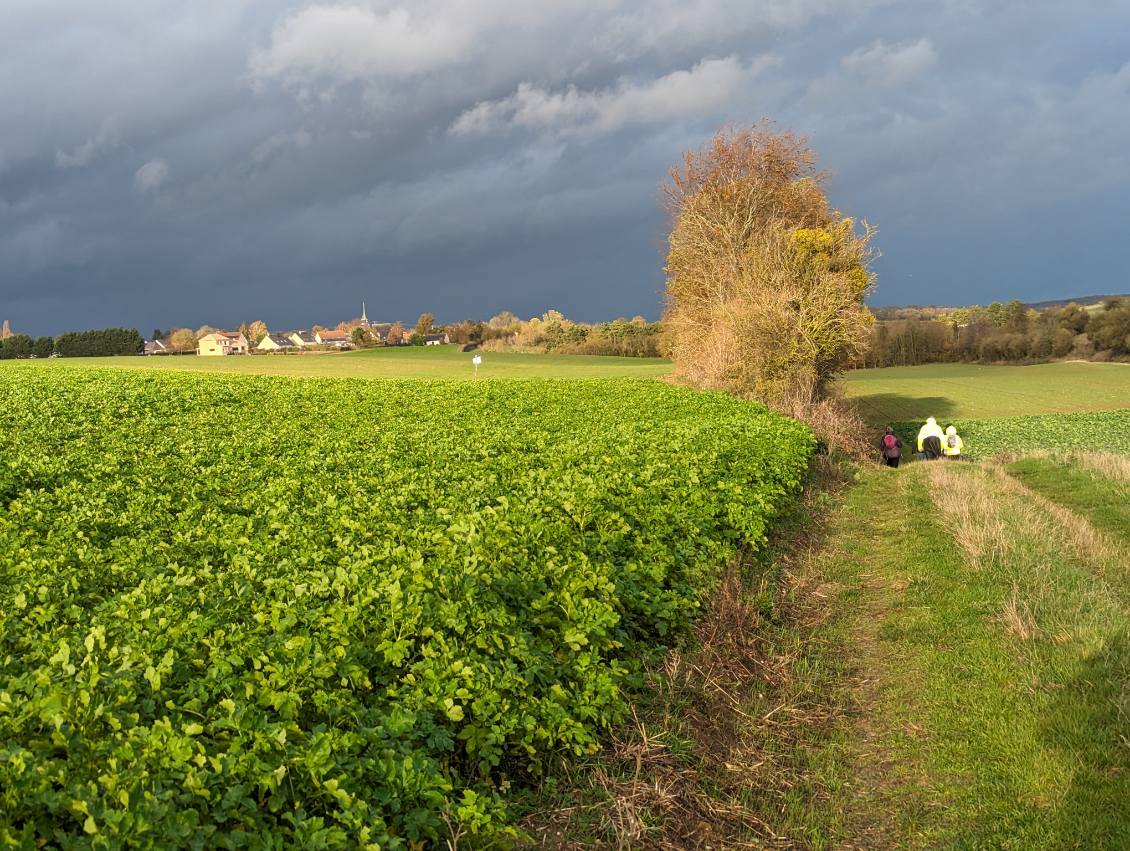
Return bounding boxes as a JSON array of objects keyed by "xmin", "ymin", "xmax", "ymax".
[
  {"xmin": 917, "ymin": 417, "xmax": 945, "ymax": 459},
  {"xmin": 943, "ymin": 425, "xmax": 965, "ymax": 459}
]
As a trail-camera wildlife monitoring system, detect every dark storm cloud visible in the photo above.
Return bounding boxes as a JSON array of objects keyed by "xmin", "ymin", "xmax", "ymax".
[{"xmin": 2, "ymin": 0, "xmax": 1128, "ymax": 335}]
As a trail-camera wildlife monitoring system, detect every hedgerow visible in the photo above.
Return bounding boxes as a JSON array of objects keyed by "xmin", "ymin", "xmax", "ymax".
[
  {"xmin": 0, "ymin": 368, "xmax": 814, "ymax": 848},
  {"xmin": 893, "ymin": 409, "xmax": 1130, "ymax": 460}
]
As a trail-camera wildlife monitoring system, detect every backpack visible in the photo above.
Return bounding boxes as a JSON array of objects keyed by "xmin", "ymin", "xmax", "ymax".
[
  {"xmin": 947, "ymin": 434, "xmax": 958, "ymax": 448},
  {"xmin": 883, "ymin": 434, "xmax": 897, "ymax": 450}
]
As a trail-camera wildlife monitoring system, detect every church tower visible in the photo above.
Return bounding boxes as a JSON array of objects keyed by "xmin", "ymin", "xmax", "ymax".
[{"xmin": 360, "ymin": 302, "xmax": 369, "ymax": 327}]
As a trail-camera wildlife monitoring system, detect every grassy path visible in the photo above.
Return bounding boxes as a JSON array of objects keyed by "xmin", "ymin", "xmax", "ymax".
[{"xmin": 793, "ymin": 461, "xmax": 1130, "ymax": 848}]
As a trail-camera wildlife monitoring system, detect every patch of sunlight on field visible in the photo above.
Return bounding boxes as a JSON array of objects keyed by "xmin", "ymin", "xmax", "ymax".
[{"xmin": 841, "ymin": 362, "xmax": 1130, "ymax": 423}]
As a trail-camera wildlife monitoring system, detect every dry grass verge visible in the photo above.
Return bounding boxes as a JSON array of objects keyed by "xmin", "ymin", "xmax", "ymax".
[
  {"xmin": 927, "ymin": 461, "xmax": 1124, "ymax": 570},
  {"xmin": 985, "ymin": 462, "xmax": 1128, "ymax": 567},
  {"xmin": 521, "ymin": 569, "xmax": 822, "ymax": 849},
  {"xmin": 1073, "ymin": 451, "xmax": 1130, "ymax": 485},
  {"xmin": 779, "ymin": 395, "xmax": 874, "ymax": 462},
  {"xmin": 519, "ymin": 473, "xmax": 850, "ymax": 849}
]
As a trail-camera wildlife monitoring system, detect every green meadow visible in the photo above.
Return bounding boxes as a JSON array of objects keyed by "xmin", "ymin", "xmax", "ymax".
[
  {"xmin": 36, "ymin": 345, "xmax": 672, "ymax": 380},
  {"xmin": 42, "ymin": 354, "xmax": 1129, "ymax": 423},
  {"xmin": 842, "ymin": 361, "xmax": 1130, "ymax": 423}
]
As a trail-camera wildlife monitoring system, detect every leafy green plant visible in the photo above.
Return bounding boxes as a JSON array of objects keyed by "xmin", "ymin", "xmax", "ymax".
[
  {"xmin": 0, "ymin": 367, "xmax": 814, "ymax": 847},
  {"xmin": 892, "ymin": 410, "xmax": 1130, "ymax": 460}
]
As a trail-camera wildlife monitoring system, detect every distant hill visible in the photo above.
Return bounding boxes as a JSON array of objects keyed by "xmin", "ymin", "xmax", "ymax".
[
  {"xmin": 871, "ymin": 295, "xmax": 1128, "ymax": 317},
  {"xmin": 1024, "ymin": 294, "xmax": 1129, "ymax": 310}
]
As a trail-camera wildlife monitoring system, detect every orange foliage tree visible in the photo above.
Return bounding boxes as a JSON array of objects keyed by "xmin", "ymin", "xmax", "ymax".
[{"xmin": 662, "ymin": 124, "xmax": 876, "ymax": 409}]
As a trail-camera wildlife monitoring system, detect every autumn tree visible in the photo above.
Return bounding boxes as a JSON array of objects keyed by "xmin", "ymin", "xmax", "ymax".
[
  {"xmin": 415, "ymin": 313, "xmax": 434, "ymax": 336},
  {"xmin": 662, "ymin": 124, "xmax": 875, "ymax": 408},
  {"xmin": 168, "ymin": 328, "xmax": 197, "ymax": 352},
  {"xmin": 247, "ymin": 320, "xmax": 269, "ymax": 344},
  {"xmin": 488, "ymin": 311, "xmax": 519, "ymax": 332},
  {"xmin": 387, "ymin": 322, "xmax": 404, "ymax": 345},
  {"xmin": 445, "ymin": 321, "xmax": 471, "ymax": 345}
]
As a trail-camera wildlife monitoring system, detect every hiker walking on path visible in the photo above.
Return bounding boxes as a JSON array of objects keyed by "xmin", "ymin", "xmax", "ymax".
[
  {"xmin": 943, "ymin": 425, "xmax": 964, "ymax": 460},
  {"xmin": 917, "ymin": 416, "xmax": 945, "ymax": 460},
  {"xmin": 880, "ymin": 427, "xmax": 903, "ymax": 468}
]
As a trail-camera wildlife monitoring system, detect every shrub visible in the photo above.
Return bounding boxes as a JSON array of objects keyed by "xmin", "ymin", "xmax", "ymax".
[{"xmin": 662, "ymin": 124, "xmax": 875, "ymax": 408}]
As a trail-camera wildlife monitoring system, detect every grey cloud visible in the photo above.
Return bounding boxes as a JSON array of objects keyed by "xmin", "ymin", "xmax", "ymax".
[
  {"xmin": 55, "ymin": 121, "xmax": 122, "ymax": 169},
  {"xmin": 134, "ymin": 160, "xmax": 171, "ymax": 193},
  {"xmin": 1, "ymin": 0, "xmax": 1129, "ymax": 336},
  {"xmin": 842, "ymin": 38, "xmax": 937, "ymax": 86},
  {"xmin": 450, "ymin": 56, "xmax": 779, "ymax": 137}
]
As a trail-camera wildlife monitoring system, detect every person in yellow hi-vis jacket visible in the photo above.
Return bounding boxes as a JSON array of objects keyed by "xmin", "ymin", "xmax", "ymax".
[
  {"xmin": 916, "ymin": 417, "xmax": 945, "ymax": 460},
  {"xmin": 943, "ymin": 425, "xmax": 964, "ymax": 459}
]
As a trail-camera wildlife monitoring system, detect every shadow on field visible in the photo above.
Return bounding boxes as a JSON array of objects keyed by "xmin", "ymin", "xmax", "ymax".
[
  {"xmin": 849, "ymin": 394, "xmax": 958, "ymax": 426},
  {"xmin": 1040, "ymin": 631, "xmax": 1130, "ymax": 846}
]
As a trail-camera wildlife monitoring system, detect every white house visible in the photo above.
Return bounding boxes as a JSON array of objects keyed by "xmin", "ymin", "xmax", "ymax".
[
  {"xmin": 258, "ymin": 333, "xmax": 298, "ymax": 352},
  {"xmin": 198, "ymin": 332, "xmax": 249, "ymax": 356},
  {"xmin": 423, "ymin": 333, "xmax": 450, "ymax": 346},
  {"xmin": 289, "ymin": 330, "xmax": 317, "ymax": 347}
]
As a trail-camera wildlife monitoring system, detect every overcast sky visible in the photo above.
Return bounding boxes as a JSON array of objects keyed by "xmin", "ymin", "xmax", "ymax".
[{"xmin": 2, "ymin": 0, "xmax": 1128, "ymax": 336}]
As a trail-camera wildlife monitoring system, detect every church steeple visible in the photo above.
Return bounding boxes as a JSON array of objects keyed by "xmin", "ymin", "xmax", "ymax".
[{"xmin": 361, "ymin": 301, "xmax": 369, "ymax": 326}]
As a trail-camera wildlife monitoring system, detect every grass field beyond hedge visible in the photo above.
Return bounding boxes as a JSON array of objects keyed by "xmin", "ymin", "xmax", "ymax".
[{"xmin": 843, "ymin": 362, "xmax": 1130, "ymax": 423}]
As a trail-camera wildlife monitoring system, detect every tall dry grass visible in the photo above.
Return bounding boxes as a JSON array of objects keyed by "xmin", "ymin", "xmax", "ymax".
[
  {"xmin": 925, "ymin": 461, "xmax": 1126, "ymax": 651},
  {"xmin": 927, "ymin": 464, "xmax": 1015, "ymax": 565},
  {"xmin": 1075, "ymin": 451, "xmax": 1130, "ymax": 485},
  {"xmin": 986, "ymin": 463, "xmax": 1126, "ymax": 566}
]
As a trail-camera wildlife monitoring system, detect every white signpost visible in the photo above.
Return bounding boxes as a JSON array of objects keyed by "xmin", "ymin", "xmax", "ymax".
[{"xmin": 472, "ymin": 354, "xmax": 482, "ymax": 378}]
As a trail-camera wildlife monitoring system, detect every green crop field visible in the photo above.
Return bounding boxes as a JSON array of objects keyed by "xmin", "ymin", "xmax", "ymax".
[
  {"xmin": 0, "ymin": 366, "xmax": 811, "ymax": 847},
  {"xmin": 4, "ymin": 354, "xmax": 1128, "ymax": 846},
  {"xmin": 37, "ymin": 345, "xmax": 672, "ymax": 381},
  {"xmin": 842, "ymin": 361, "xmax": 1130, "ymax": 423}
]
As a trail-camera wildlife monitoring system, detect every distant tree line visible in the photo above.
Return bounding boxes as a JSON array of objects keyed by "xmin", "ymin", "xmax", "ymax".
[
  {"xmin": 0, "ymin": 328, "xmax": 144, "ymax": 359},
  {"xmin": 0, "ymin": 335, "xmax": 54, "ymax": 360},
  {"xmin": 861, "ymin": 299, "xmax": 1130, "ymax": 367},
  {"xmin": 55, "ymin": 328, "xmax": 145, "ymax": 357},
  {"xmin": 340, "ymin": 310, "xmax": 662, "ymax": 357},
  {"xmin": 479, "ymin": 310, "xmax": 662, "ymax": 357}
]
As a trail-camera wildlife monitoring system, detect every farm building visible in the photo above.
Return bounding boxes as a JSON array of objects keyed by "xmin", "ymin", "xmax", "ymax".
[
  {"xmin": 143, "ymin": 339, "xmax": 168, "ymax": 355},
  {"xmin": 424, "ymin": 333, "xmax": 450, "ymax": 346},
  {"xmin": 258, "ymin": 333, "xmax": 298, "ymax": 352},
  {"xmin": 198, "ymin": 332, "xmax": 249, "ymax": 356}
]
